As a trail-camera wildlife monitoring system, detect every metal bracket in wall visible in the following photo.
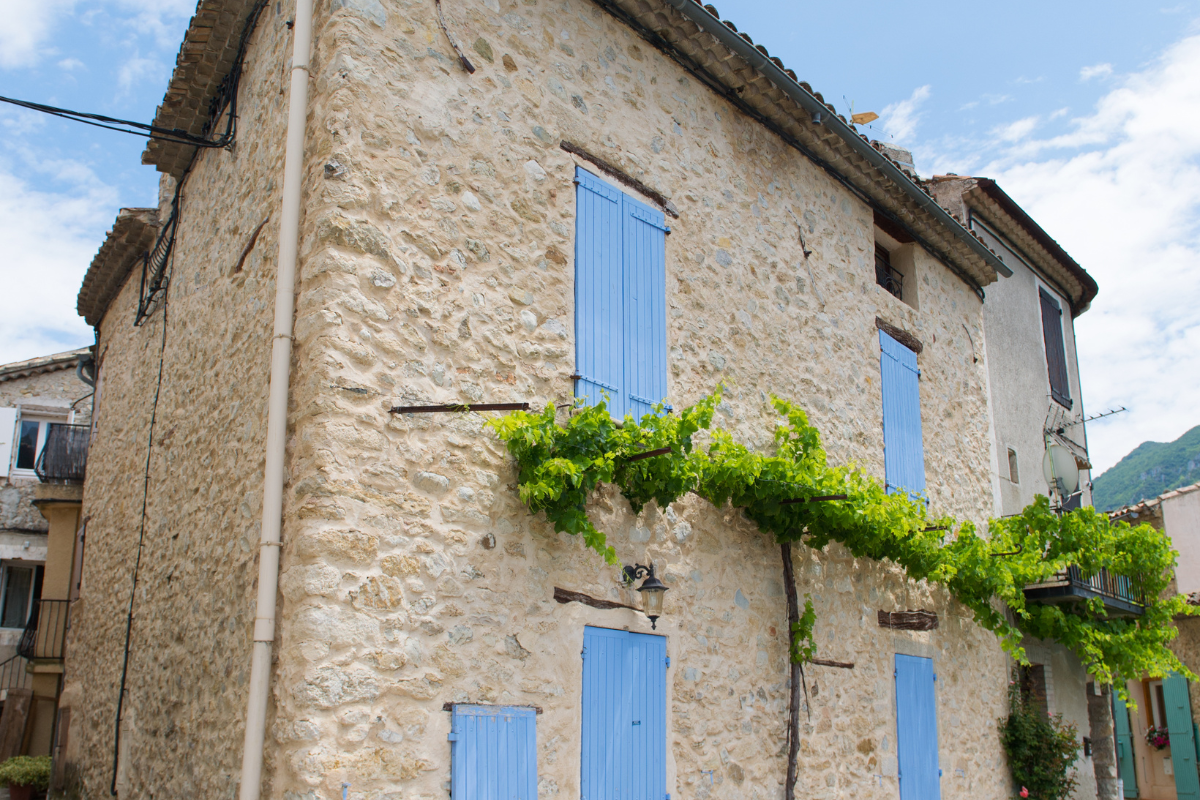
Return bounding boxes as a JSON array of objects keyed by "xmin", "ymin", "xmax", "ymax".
[
  {"xmin": 779, "ymin": 494, "xmax": 848, "ymax": 506},
  {"xmin": 389, "ymin": 402, "xmax": 530, "ymax": 414},
  {"xmin": 627, "ymin": 447, "xmax": 673, "ymax": 463}
]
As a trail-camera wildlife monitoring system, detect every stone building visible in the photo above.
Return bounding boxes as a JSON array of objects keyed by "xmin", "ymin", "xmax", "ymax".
[
  {"xmin": 0, "ymin": 348, "xmax": 92, "ymax": 757},
  {"xmin": 58, "ymin": 0, "xmax": 1126, "ymax": 799}
]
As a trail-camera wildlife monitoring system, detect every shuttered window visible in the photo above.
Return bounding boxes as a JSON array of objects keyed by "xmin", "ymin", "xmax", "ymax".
[
  {"xmin": 895, "ymin": 654, "xmax": 941, "ymax": 800},
  {"xmin": 1111, "ymin": 693, "xmax": 1138, "ymax": 797},
  {"xmin": 1164, "ymin": 673, "xmax": 1200, "ymax": 800},
  {"xmin": 880, "ymin": 330, "xmax": 926, "ymax": 499},
  {"xmin": 574, "ymin": 168, "xmax": 669, "ymax": 420},
  {"xmin": 1039, "ymin": 288, "xmax": 1072, "ymax": 409},
  {"xmin": 581, "ymin": 626, "xmax": 667, "ymax": 800},
  {"xmin": 449, "ymin": 704, "xmax": 537, "ymax": 800}
]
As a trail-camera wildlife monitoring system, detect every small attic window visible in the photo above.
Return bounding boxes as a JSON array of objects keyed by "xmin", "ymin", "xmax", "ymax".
[
  {"xmin": 875, "ymin": 244, "xmax": 903, "ymax": 300},
  {"xmin": 1008, "ymin": 448, "xmax": 1019, "ymax": 484}
]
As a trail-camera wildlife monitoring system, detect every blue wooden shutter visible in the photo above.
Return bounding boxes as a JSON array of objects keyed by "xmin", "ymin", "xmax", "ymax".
[
  {"xmin": 581, "ymin": 627, "xmax": 666, "ymax": 800},
  {"xmin": 621, "ymin": 194, "xmax": 669, "ymax": 421},
  {"xmin": 1112, "ymin": 692, "xmax": 1139, "ymax": 797},
  {"xmin": 895, "ymin": 654, "xmax": 940, "ymax": 800},
  {"xmin": 1039, "ymin": 288, "xmax": 1072, "ymax": 409},
  {"xmin": 1165, "ymin": 673, "xmax": 1200, "ymax": 799},
  {"xmin": 449, "ymin": 705, "xmax": 537, "ymax": 800},
  {"xmin": 880, "ymin": 330, "xmax": 926, "ymax": 499},
  {"xmin": 575, "ymin": 168, "xmax": 626, "ymax": 418}
]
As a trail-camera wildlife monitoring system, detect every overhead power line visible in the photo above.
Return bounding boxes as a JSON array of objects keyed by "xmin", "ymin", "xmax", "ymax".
[{"xmin": 0, "ymin": 95, "xmax": 227, "ymax": 148}]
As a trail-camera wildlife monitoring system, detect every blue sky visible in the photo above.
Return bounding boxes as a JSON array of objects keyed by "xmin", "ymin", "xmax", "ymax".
[{"xmin": 1, "ymin": 0, "xmax": 1199, "ymax": 476}]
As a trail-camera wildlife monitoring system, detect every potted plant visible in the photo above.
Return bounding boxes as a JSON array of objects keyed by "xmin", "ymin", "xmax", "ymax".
[
  {"xmin": 0, "ymin": 755, "xmax": 52, "ymax": 800},
  {"xmin": 1146, "ymin": 725, "xmax": 1171, "ymax": 750}
]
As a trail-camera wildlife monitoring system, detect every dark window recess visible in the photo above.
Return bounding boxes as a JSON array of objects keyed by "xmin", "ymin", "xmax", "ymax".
[
  {"xmin": 15, "ymin": 421, "xmax": 39, "ymax": 470},
  {"xmin": 0, "ymin": 565, "xmax": 36, "ymax": 628},
  {"xmin": 875, "ymin": 244, "xmax": 903, "ymax": 300},
  {"xmin": 1040, "ymin": 288, "xmax": 1072, "ymax": 408},
  {"xmin": 1019, "ymin": 664, "xmax": 1049, "ymax": 717},
  {"xmin": 1007, "ymin": 448, "xmax": 1019, "ymax": 484}
]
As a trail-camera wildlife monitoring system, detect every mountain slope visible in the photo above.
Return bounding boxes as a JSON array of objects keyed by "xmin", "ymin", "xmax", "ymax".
[{"xmin": 1092, "ymin": 425, "xmax": 1200, "ymax": 512}]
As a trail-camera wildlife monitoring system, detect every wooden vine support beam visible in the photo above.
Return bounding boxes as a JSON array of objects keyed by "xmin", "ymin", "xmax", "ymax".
[
  {"xmin": 780, "ymin": 494, "xmax": 847, "ymax": 505},
  {"xmin": 781, "ymin": 542, "xmax": 801, "ymax": 800},
  {"xmin": 389, "ymin": 402, "xmax": 530, "ymax": 414},
  {"xmin": 552, "ymin": 586, "xmax": 639, "ymax": 612}
]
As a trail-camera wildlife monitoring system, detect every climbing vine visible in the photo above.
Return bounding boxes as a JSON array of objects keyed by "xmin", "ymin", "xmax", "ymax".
[{"xmin": 487, "ymin": 387, "xmax": 1193, "ymax": 687}]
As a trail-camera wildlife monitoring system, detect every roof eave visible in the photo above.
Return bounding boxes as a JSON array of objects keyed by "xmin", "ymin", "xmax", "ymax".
[
  {"xmin": 974, "ymin": 179, "xmax": 1098, "ymax": 314},
  {"xmin": 661, "ymin": 0, "xmax": 1010, "ymax": 286}
]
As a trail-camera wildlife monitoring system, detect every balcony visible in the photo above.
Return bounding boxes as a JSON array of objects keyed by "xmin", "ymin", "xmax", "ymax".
[
  {"xmin": 17, "ymin": 600, "xmax": 70, "ymax": 662},
  {"xmin": 34, "ymin": 423, "xmax": 90, "ymax": 484},
  {"xmin": 0, "ymin": 655, "xmax": 31, "ymax": 702},
  {"xmin": 1023, "ymin": 566, "xmax": 1144, "ymax": 618}
]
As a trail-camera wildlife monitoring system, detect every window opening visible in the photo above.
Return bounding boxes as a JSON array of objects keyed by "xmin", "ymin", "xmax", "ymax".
[
  {"xmin": 875, "ymin": 244, "xmax": 903, "ymax": 300},
  {"xmin": 0, "ymin": 564, "xmax": 41, "ymax": 629},
  {"xmin": 1039, "ymin": 288, "xmax": 1073, "ymax": 409},
  {"xmin": 15, "ymin": 421, "xmax": 41, "ymax": 471},
  {"xmin": 1150, "ymin": 680, "xmax": 1167, "ymax": 729},
  {"xmin": 1007, "ymin": 448, "xmax": 1019, "ymax": 484}
]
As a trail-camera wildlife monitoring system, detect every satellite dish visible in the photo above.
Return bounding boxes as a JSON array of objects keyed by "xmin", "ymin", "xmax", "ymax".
[{"xmin": 1042, "ymin": 445, "xmax": 1080, "ymax": 496}]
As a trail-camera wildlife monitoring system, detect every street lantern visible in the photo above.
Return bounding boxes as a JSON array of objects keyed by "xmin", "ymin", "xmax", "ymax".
[{"xmin": 622, "ymin": 563, "xmax": 669, "ymax": 629}]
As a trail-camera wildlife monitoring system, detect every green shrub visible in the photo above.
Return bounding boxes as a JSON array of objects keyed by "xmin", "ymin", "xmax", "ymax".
[
  {"xmin": 0, "ymin": 755, "xmax": 52, "ymax": 789},
  {"xmin": 999, "ymin": 675, "xmax": 1080, "ymax": 799}
]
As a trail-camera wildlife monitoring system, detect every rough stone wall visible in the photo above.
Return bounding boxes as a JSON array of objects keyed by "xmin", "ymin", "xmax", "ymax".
[
  {"xmin": 266, "ymin": 0, "xmax": 1008, "ymax": 798},
  {"xmin": 0, "ymin": 365, "xmax": 92, "ymax": 534},
  {"xmin": 58, "ymin": 4, "xmax": 298, "ymax": 797}
]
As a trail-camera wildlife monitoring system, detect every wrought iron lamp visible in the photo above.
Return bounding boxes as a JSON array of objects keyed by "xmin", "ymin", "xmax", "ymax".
[{"xmin": 622, "ymin": 563, "xmax": 669, "ymax": 629}]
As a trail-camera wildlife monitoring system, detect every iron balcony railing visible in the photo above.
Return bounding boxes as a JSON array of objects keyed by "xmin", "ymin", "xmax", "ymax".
[
  {"xmin": 1023, "ymin": 566, "xmax": 1145, "ymax": 617},
  {"xmin": 17, "ymin": 600, "xmax": 70, "ymax": 661},
  {"xmin": 0, "ymin": 654, "xmax": 31, "ymax": 701},
  {"xmin": 34, "ymin": 423, "xmax": 90, "ymax": 484},
  {"xmin": 875, "ymin": 261, "xmax": 903, "ymax": 300}
]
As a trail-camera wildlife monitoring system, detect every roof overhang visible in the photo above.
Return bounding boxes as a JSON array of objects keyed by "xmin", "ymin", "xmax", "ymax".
[
  {"xmin": 141, "ymin": 0, "xmax": 262, "ymax": 179},
  {"xmin": 0, "ymin": 349, "xmax": 90, "ymax": 384},
  {"xmin": 594, "ymin": 0, "xmax": 1009, "ymax": 293},
  {"xmin": 937, "ymin": 177, "xmax": 1098, "ymax": 315},
  {"xmin": 77, "ymin": 208, "xmax": 161, "ymax": 327}
]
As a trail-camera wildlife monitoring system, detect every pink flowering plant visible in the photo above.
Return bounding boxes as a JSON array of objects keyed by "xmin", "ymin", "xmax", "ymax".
[{"xmin": 1146, "ymin": 726, "xmax": 1170, "ymax": 750}]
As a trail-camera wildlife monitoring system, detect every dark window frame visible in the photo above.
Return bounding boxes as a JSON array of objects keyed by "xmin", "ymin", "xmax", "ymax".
[{"xmin": 1039, "ymin": 288, "xmax": 1073, "ymax": 409}]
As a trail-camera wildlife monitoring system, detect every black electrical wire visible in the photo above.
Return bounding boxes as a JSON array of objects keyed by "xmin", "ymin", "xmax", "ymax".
[
  {"xmin": 110, "ymin": 264, "xmax": 170, "ymax": 797},
  {"xmin": 1, "ymin": 0, "xmax": 268, "ymax": 150},
  {"xmin": 105, "ymin": 2, "xmax": 270, "ymax": 790},
  {"xmin": 0, "ymin": 95, "xmax": 226, "ymax": 147}
]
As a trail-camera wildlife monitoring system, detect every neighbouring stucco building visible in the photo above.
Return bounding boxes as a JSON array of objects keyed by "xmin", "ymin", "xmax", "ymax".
[
  {"xmin": 0, "ymin": 349, "xmax": 92, "ymax": 760},
  {"xmin": 932, "ymin": 175, "xmax": 1118, "ymax": 800},
  {"xmin": 1110, "ymin": 485, "xmax": 1200, "ymax": 800},
  {"xmin": 56, "ymin": 1, "xmax": 1135, "ymax": 799}
]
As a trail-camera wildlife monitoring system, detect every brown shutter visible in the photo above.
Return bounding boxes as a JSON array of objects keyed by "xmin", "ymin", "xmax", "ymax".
[{"xmin": 1040, "ymin": 288, "xmax": 1072, "ymax": 408}]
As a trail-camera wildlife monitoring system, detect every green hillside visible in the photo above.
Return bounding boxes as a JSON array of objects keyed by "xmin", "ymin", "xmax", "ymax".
[{"xmin": 1092, "ymin": 425, "xmax": 1200, "ymax": 512}]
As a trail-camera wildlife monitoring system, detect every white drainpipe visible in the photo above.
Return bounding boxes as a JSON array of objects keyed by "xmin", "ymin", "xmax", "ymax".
[{"xmin": 239, "ymin": 0, "xmax": 315, "ymax": 797}]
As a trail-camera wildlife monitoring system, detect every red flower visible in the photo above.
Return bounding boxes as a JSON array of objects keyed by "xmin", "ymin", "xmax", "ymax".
[{"xmin": 1020, "ymin": 788, "xmax": 1029, "ymax": 798}]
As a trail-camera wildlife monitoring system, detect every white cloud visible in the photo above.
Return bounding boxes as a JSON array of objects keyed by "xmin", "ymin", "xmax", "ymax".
[
  {"xmin": 992, "ymin": 115, "xmax": 1040, "ymax": 143},
  {"xmin": 117, "ymin": 53, "xmax": 164, "ymax": 95},
  {"xmin": 881, "ymin": 85, "xmax": 931, "ymax": 145},
  {"xmin": 57, "ymin": 57, "xmax": 85, "ymax": 71},
  {"xmin": 969, "ymin": 34, "xmax": 1200, "ymax": 474},
  {"xmin": 0, "ymin": 153, "xmax": 115, "ymax": 365},
  {"xmin": 0, "ymin": 0, "xmax": 75, "ymax": 68},
  {"xmin": 1080, "ymin": 63, "xmax": 1114, "ymax": 81}
]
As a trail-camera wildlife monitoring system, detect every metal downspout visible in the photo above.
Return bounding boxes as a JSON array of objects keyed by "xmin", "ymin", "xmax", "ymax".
[
  {"xmin": 239, "ymin": 0, "xmax": 314, "ymax": 797},
  {"xmin": 661, "ymin": 0, "xmax": 1011, "ymax": 283}
]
